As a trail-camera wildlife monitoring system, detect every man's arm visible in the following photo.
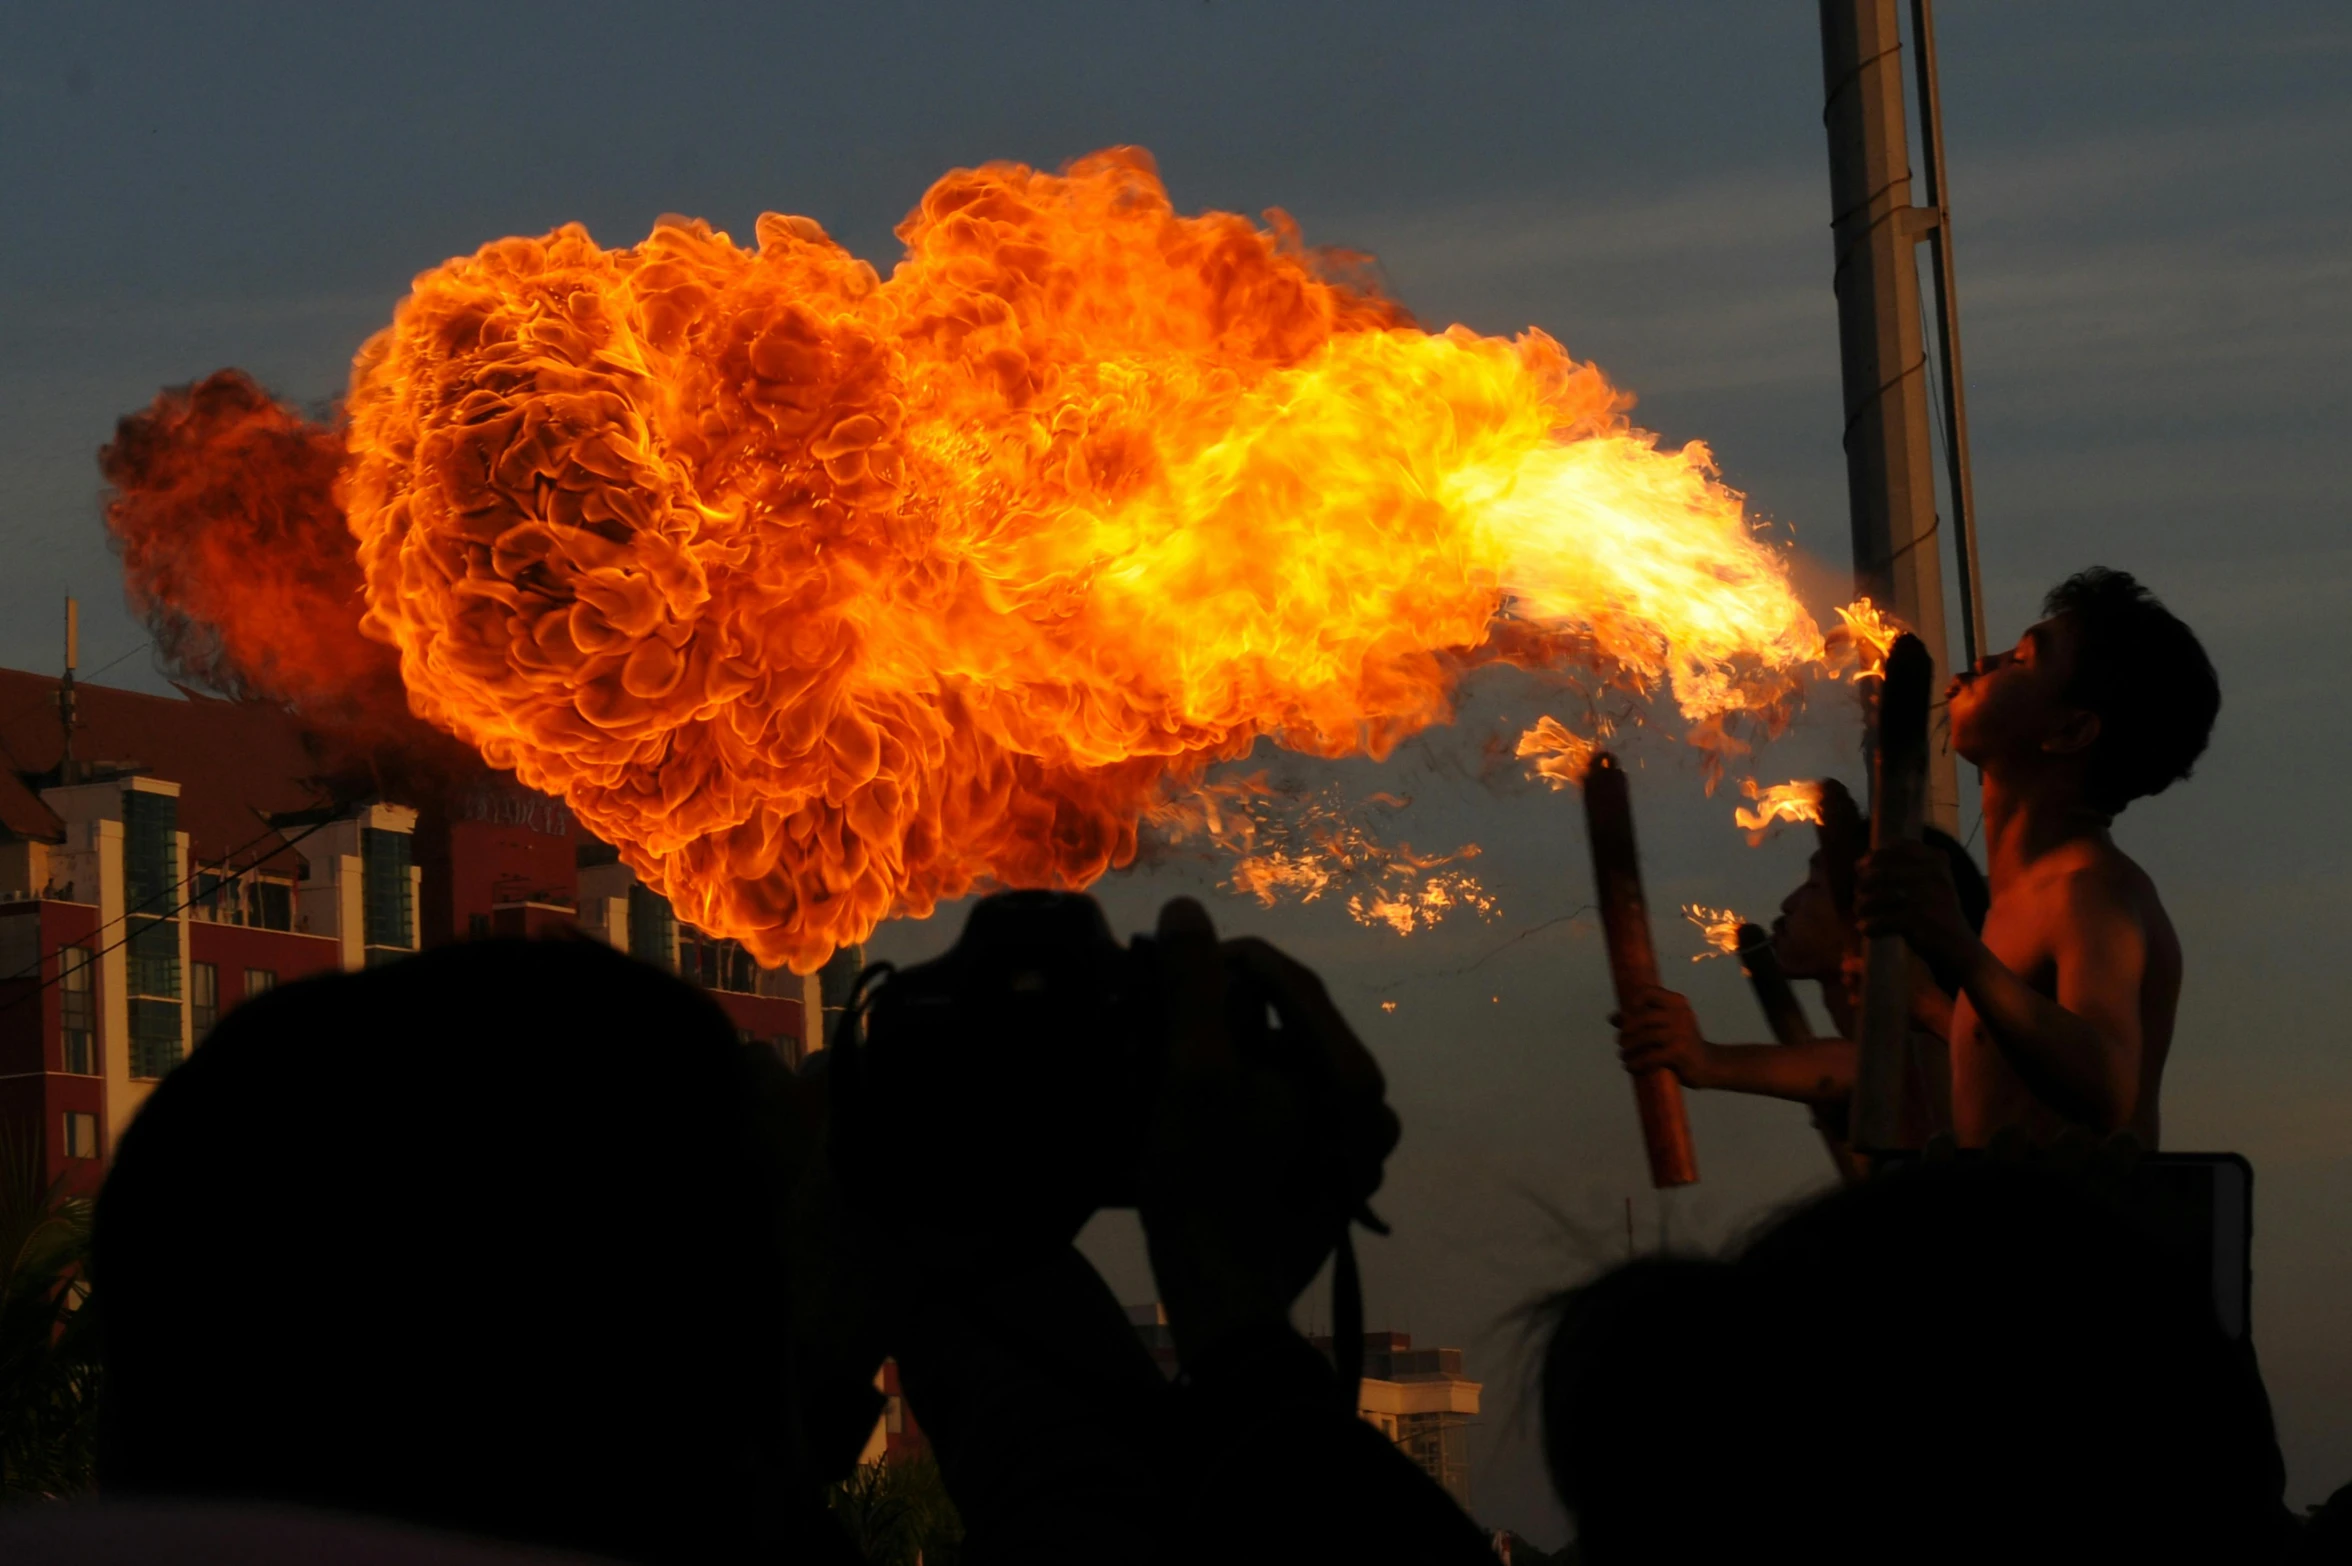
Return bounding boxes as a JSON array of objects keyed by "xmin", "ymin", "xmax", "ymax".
[
  {"xmin": 1859, "ymin": 846, "xmax": 2147, "ymax": 1130},
  {"xmin": 1616, "ymin": 986, "xmax": 1855, "ymax": 1105}
]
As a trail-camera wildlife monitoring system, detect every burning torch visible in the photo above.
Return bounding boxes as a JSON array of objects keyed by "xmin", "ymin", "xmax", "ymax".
[
  {"xmin": 1851, "ymin": 632, "xmax": 1932, "ymax": 1152},
  {"xmin": 1581, "ymin": 751, "xmax": 1699, "ymax": 1188}
]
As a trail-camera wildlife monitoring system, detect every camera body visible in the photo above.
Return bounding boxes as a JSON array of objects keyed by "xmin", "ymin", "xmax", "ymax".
[{"xmin": 831, "ymin": 890, "xmax": 1344, "ymax": 1242}]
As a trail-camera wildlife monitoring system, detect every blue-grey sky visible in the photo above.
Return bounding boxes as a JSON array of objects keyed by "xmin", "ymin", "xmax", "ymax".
[{"xmin": 4, "ymin": 1, "xmax": 2346, "ymax": 1543}]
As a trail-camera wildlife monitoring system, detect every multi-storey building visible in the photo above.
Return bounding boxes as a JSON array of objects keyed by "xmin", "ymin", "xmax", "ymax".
[
  {"xmin": 1, "ymin": 667, "xmax": 826, "ymax": 1196},
  {"xmin": 1342, "ymin": 1330, "xmax": 1483, "ymax": 1510},
  {"xmin": 1131, "ymin": 1303, "xmax": 1486, "ymax": 1509}
]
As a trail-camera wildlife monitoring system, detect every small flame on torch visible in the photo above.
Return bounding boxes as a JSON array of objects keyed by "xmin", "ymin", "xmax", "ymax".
[
  {"xmin": 1517, "ymin": 714, "xmax": 1600, "ymax": 790},
  {"xmin": 1732, "ymin": 777, "xmax": 1826, "ymax": 845},
  {"xmin": 1828, "ymin": 597, "xmax": 1906, "ymax": 680},
  {"xmin": 1681, "ymin": 903, "xmax": 1746, "ymax": 961}
]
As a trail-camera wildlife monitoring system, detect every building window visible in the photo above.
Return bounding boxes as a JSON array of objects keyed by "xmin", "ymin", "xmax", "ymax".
[
  {"xmin": 248, "ymin": 878, "xmax": 293, "ymax": 931},
  {"xmin": 59, "ymin": 946, "xmax": 96, "ymax": 1075},
  {"xmin": 63, "ymin": 1112, "xmax": 99, "ymax": 1161},
  {"xmin": 126, "ymin": 916, "xmax": 179, "ymax": 1000},
  {"xmin": 121, "ymin": 789, "xmax": 180, "ymax": 912},
  {"xmin": 678, "ymin": 931, "xmax": 758, "ymax": 993},
  {"xmin": 189, "ymin": 868, "xmax": 241, "ymax": 925},
  {"xmin": 191, "ymin": 961, "xmax": 218, "ymax": 1037},
  {"xmin": 244, "ymin": 968, "xmax": 277, "ymax": 997},
  {"xmin": 362, "ymin": 827, "xmax": 415, "ymax": 950},
  {"xmin": 628, "ymin": 884, "xmax": 674, "ymax": 970},
  {"xmin": 129, "ymin": 998, "xmax": 183, "ymax": 1080}
]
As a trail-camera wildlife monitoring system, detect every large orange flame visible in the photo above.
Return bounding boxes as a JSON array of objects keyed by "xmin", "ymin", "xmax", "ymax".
[{"xmin": 106, "ymin": 149, "xmax": 1852, "ymax": 971}]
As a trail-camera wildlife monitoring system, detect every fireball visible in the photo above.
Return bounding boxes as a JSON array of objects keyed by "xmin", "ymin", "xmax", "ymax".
[{"xmin": 109, "ymin": 149, "xmax": 1845, "ymax": 970}]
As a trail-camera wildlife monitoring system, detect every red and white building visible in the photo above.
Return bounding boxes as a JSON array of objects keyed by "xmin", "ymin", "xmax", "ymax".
[{"xmin": 1, "ymin": 667, "xmax": 824, "ymax": 1197}]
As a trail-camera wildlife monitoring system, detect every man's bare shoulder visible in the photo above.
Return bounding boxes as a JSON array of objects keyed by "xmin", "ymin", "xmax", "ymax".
[{"xmin": 2038, "ymin": 838, "xmax": 2172, "ymax": 946}]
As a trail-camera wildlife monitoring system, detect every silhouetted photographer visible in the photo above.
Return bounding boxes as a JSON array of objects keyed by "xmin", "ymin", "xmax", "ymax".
[{"xmin": 47, "ymin": 901, "xmax": 1486, "ymax": 1564}]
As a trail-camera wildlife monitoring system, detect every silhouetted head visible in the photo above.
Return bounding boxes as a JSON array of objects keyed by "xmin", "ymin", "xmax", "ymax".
[
  {"xmin": 1949, "ymin": 568, "xmax": 2219, "ymax": 816},
  {"xmin": 1536, "ymin": 1254, "xmax": 1745, "ymax": 1561},
  {"xmin": 1775, "ymin": 821, "xmax": 1984, "ymax": 986},
  {"xmin": 1538, "ymin": 1160, "xmax": 2289, "ymax": 1563},
  {"xmin": 94, "ymin": 938, "xmax": 849, "ymax": 1564},
  {"xmin": 1770, "ymin": 850, "xmax": 1846, "ymax": 980}
]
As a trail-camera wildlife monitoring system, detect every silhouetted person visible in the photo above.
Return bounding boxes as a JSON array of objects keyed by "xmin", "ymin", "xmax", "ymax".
[
  {"xmin": 83, "ymin": 915, "xmax": 1488, "ymax": 1566},
  {"xmin": 1617, "ymin": 823, "xmax": 1987, "ymax": 1162},
  {"xmin": 834, "ymin": 895, "xmax": 1494, "ymax": 1564},
  {"xmin": 1538, "ymin": 1158, "xmax": 2295, "ymax": 1563},
  {"xmin": 93, "ymin": 939, "xmax": 865, "ymax": 1564},
  {"xmin": 1858, "ymin": 568, "xmax": 2220, "ymax": 1146}
]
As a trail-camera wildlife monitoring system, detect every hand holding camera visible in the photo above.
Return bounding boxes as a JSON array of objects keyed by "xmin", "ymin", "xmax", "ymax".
[
  {"xmin": 1142, "ymin": 897, "xmax": 1400, "ymax": 1366},
  {"xmin": 831, "ymin": 890, "xmax": 1399, "ymax": 1365}
]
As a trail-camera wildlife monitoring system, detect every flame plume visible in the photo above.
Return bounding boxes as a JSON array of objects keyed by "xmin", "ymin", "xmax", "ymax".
[{"xmin": 105, "ymin": 149, "xmax": 1847, "ymax": 971}]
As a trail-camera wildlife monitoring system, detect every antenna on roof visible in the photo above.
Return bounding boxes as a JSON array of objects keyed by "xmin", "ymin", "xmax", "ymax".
[{"xmin": 58, "ymin": 596, "xmax": 80, "ymax": 786}]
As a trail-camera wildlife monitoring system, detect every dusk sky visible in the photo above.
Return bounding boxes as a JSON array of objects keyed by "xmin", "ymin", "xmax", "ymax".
[{"xmin": 4, "ymin": 2, "xmax": 2346, "ymax": 1543}]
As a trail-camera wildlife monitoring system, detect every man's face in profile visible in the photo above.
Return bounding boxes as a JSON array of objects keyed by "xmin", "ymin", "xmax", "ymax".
[
  {"xmin": 1770, "ymin": 851, "xmax": 1846, "ymax": 981},
  {"xmin": 1948, "ymin": 614, "xmax": 2089, "ymax": 768}
]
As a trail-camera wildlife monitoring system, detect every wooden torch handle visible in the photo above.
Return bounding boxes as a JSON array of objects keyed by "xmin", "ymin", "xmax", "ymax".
[
  {"xmin": 1581, "ymin": 751, "xmax": 1699, "ymax": 1189},
  {"xmin": 1735, "ymin": 923, "xmax": 1816, "ymax": 1047},
  {"xmin": 1741, "ymin": 921, "xmax": 1866, "ymax": 1184},
  {"xmin": 1852, "ymin": 632, "xmax": 1933, "ymax": 1152}
]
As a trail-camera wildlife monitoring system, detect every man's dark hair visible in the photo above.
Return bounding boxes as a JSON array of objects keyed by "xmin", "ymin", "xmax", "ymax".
[{"xmin": 2043, "ymin": 567, "xmax": 2220, "ymax": 815}]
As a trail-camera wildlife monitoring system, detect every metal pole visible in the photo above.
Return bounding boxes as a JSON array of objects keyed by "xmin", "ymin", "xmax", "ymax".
[
  {"xmin": 1909, "ymin": 0, "xmax": 1988, "ymax": 671},
  {"xmin": 1818, "ymin": 0, "xmax": 1960, "ymax": 834}
]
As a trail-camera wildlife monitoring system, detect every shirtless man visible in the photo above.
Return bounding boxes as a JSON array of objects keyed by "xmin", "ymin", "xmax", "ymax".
[
  {"xmin": 1616, "ymin": 822, "xmax": 1986, "ymax": 1163},
  {"xmin": 1855, "ymin": 568, "xmax": 2220, "ymax": 1147}
]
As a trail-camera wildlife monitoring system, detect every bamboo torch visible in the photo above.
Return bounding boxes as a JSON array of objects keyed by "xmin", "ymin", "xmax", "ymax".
[
  {"xmin": 1581, "ymin": 751, "xmax": 1699, "ymax": 1188},
  {"xmin": 1735, "ymin": 922, "xmax": 1815, "ymax": 1049},
  {"xmin": 1851, "ymin": 633, "xmax": 1932, "ymax": 1152}
]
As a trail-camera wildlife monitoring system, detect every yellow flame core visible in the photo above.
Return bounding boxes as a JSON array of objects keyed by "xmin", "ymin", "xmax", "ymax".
[{"xmin": 335, "ymin": 148, "xmax": 1852, "ymax": 969}]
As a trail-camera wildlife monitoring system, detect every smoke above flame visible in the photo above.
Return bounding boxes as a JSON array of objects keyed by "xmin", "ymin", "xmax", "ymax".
[{"xmin": 104, "ymin": 148, "xmax": 1856, "ymax": 971}]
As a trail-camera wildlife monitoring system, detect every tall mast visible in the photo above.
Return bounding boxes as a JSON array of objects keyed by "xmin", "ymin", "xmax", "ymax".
[
  {"xmin": 1817, "ymin": 0, "xmax": 1961, "ymax": 833},
  {"xmin": 1909, "ymin": 0, "xmax": 1988, "ymax": 671}
]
